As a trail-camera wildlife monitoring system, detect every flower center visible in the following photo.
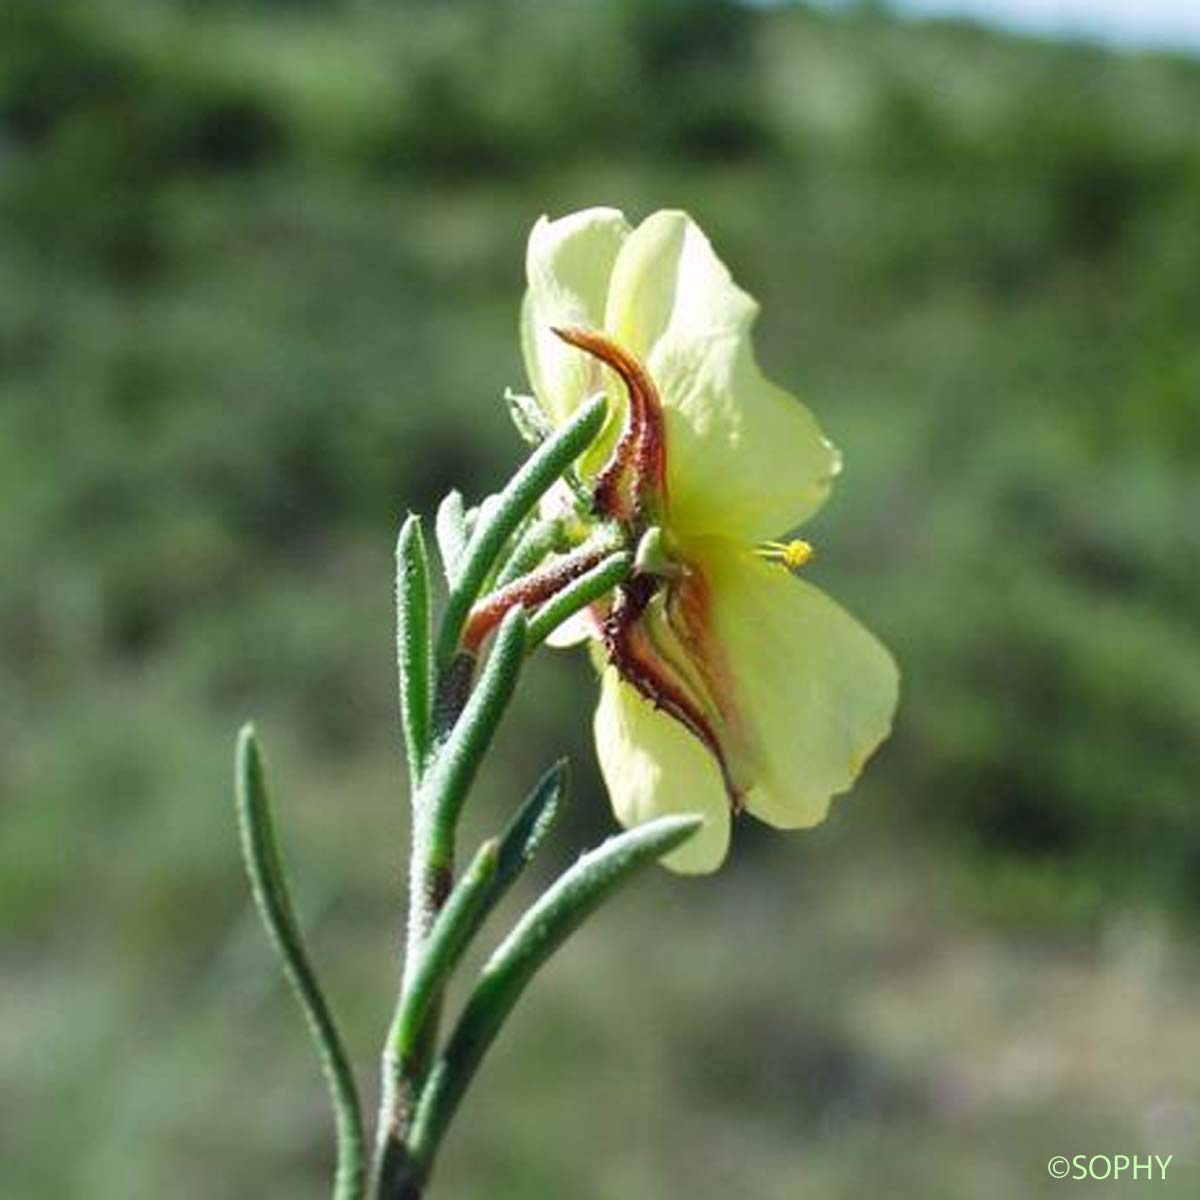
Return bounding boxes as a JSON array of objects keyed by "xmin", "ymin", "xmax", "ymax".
[
  {"xmin": 601, "ymin": 565, "xmax": 754, "ymax": 809},
  {"xmin": 551, "ymin": 327, "xmax": 760, "ymax": 811}
]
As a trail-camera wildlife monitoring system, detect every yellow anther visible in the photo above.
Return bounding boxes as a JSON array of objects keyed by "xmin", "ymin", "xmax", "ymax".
[{"xmin": 756, "ymin": 539, "xmax": 815, "ymax": 571}]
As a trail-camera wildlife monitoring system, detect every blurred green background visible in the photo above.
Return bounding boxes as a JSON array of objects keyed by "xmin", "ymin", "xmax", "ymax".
[{"xmin": 3, "ymin": 1, "xmax": 1199, "ymax": 1196}]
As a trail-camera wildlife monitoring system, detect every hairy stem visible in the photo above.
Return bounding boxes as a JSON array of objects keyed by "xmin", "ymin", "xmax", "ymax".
[{"xmin": 373, "ymin": 610, "xmax": 527, "ymax": 1195}]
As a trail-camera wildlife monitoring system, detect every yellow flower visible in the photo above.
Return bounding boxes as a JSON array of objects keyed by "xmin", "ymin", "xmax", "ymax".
[{"xmin": 521, "ymin": 208, "xmax": 899, "ymax": 872}]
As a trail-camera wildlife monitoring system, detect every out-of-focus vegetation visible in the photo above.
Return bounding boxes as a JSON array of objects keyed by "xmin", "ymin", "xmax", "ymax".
[{"xmin": 3, "ymin": 2, "xmax": 1199, "ymax": 1197}]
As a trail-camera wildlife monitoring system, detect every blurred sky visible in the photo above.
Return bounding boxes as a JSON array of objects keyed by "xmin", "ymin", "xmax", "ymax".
[{"xmin": 823, "ymin": 0, "xmax": 1200, "ymax": 53}]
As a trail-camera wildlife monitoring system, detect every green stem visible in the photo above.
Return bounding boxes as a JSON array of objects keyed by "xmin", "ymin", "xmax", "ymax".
[
  {"xmin": 371, "ymin": 515, "xmax": 436, "ymax": 1181},
  {"xmin": 373, "ymin": 608, "xmax": 527, "ymax": 1196},
  {"xmin": 423, "ymin": 608, "xmax": 528, "ymax": 874},
  {"xmin": 235, "ymin": 726, "xmax": 366, "ymax": 1200},
  {"xmin": 373, "ymin": 840, "xmax": 496, "ymax": 1200},
  {"xmin": 385, "ymin": 840, "xmax": 498, "ymax": 1084}
]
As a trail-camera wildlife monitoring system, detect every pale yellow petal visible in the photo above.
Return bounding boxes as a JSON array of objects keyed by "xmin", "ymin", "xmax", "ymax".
[
  {"xmin": 520, "ymin": 208, "xmax": 631, "ymax": 427},
  {"xmin": 604, "ymin": 210, "xmax": 840, "ymax": 541},
  {"xmin": 694, "ymin": 540, "xmax": 899, "ymax": 829},
  {"xmin": 593, "ymin": 666, "xmax": 731, "ymax": 873}
]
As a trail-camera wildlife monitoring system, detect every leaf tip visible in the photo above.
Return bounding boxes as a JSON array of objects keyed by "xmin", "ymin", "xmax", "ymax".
[
  {"xmin": 397, "ymin": 510, "xmax": 424, "ymax": 552},
  {"xmin": 646, "ymin": 812, "xmax": 706, "ymax": 857},
  {"xmin": 236, "ymin": 722, "xmax": 259, "ymax": 764}
]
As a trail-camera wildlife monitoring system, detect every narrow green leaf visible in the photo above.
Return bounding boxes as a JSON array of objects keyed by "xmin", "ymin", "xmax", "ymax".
[
  {"xmin": 235, "ymin": 726, "xmax": 366, "ymax": 1200},
  {"xmin": 423, "ymin": 607, "xmax": 528, "ymax": 870},
  {"xmin": 492, "ymin": 759, "xmax": 568, "ymax": 892},
  {"xmin": 525, "ymin": 550, "xmax": 632, "ymax": 649},
  {"xmin": 396, "ymin": 514, "xmax": 432, "ymax": 785},
  {"xmin": 404, "ymin": 814, "xmax": 703, "ymax": 1190},
  {"xmin": 436, "ymin": 394, "xmax": 607, "ymax": 667},
  {"xmin": 434, "ymin": 490, "xmax": 468, "ymax": 586}
]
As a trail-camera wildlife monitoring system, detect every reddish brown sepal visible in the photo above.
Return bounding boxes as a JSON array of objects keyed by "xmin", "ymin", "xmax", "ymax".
[{"xmin": 551, "ymin": 326, "xmax": 667, "ymax": 526}]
